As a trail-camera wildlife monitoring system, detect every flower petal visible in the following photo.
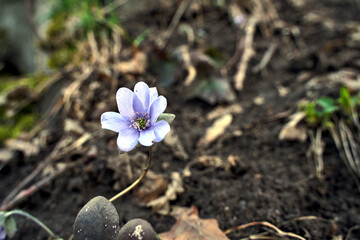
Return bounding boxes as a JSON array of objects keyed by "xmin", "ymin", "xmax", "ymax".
[
  {"xmin": 139, "ymin": 129, "xmax": 156, "ymax": 146},
  {"xmin": 117, "ymin": 128, "xmax": 139, "ymax": 152},
  {"xmin": 116, "ymin": 87, "xmax": 135, "ymax": 120},
  {"xmin": 152, "ymin": 120, "xmax": 170, "ymax": 142},
  {"xmin": 101, "ymin": 112, "xmax": 129, "ymax": 133},
  {"xmin": 150, "ymin": 96, "xmax": 167, "ymax": 123},
  {"xmin": 149, "ymin": 87, "xmax": 158, "ymax": 105},
  {"xmin": 133, "ymin": 82, "xmax": 150, "ymax": 113}
]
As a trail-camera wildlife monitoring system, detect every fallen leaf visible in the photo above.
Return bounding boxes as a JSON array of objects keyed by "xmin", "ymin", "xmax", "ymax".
[
  {"xmin": 253, "ymin": 95, "xmax": 265, "ymax": 105},
  {"xmin": 135, "ymin": 171, "xmax": 169, "ymax": 203},
  {"xmin": 279, "ymin": 112, "xmax": 307, "ymax": 142},
  {"xmin": 118, "ymin": 51, "xmax": 147, "ymax": 74},
  {"xmin": 146, "ymin": 172, "xmax": 184, "ymax": 215},
  {"xmin": 158, "ymin": 206, "xmax": 230, "ymax": 240},
  {"xmin": 198, "ymin": 114, "xmax": 233, "ymax": 148},
  {"xmin": 183, "ymin": 155, "xmax": 225, "ymax": 177},
  {"xmin": 206, "ymin": 103, "xmax": 243, "ymax": 121},
  {"xmin": 64, "ymin": 118, "xmax": 85, "ymax": 135},
  {"xmin": 5, "ymin": 139, "xmax": 40, "ymax": 157}
]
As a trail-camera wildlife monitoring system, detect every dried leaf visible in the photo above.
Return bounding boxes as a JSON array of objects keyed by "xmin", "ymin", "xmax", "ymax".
[
  {"xmin": 64, "ymin": 118, "xmax": 85, "ymax": 135},
  {"xmin": 118, "ymin": 51, "xmax": 147, "ymax": 74},
  {"xmin": 206, "ymin": 104, "xmax": 243, "ymax": 121},
  {"xmin": 183, "ymin": 155, "xmax": 224, "ymax": 177},
  {"xmin": 158, "ymin": 206, "xmax": 230, "ymax": 240},
  {"xmin": 198, "ymin": 114, "xmax": 233, "ymax": 148},
  {"xmin": 135, "ymin": 171, "xmax": 169, "ymax": 203},
  {"xmin": 5, "ymin": 139, "xmax": 40, "ymax": 157},
  {"xmin": 146, "ymin": 172, "xmax": 184, "ymax": 215},
  {"xmin": 279, "ymin": 112, "xmax": 307, "ymax": 142},
  {"xmin": 253, "ymin": 96, "xmax": 265, "ymax": 105}
]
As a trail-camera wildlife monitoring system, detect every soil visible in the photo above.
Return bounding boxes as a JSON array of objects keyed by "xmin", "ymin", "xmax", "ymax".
[{"xmin": 1, "ymin": 0, "xmax": 360, "ymax": 239}]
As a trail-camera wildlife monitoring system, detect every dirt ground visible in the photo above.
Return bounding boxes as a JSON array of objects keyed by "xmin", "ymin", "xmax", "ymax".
[{"xmin": 1, "ymin": 0, "xmax": 360, "ymax": 239}]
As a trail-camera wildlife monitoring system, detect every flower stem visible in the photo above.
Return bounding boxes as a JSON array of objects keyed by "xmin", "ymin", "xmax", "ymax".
[
  {"xmin": 6, "ymin": 210, "xmax": 61, "ymax": 239},
  {"xmin": 109, "ymin": 147, "xmax": 153, "ymax": 202}
]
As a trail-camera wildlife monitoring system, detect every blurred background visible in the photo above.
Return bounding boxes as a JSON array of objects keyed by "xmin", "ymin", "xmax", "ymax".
[{"xmin": 1, "ymin": 0, "xmax": 360, "ymax": 239}]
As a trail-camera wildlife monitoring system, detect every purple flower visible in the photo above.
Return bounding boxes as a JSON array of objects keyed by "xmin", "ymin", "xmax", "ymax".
[
  {"xmin": 101, "ymin": 82, "xmax": 170, "ymax": 152},
  {"xmin": 0, "ymin": 226, "xmax": 6, "ymax": 240}
]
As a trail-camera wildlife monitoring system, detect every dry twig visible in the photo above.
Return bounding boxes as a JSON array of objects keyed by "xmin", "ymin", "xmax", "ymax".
[
  {"xmin": 234, "ymin": 17, "xmax": 258, "ymax": 90},
  {"xmin": 225, "ymin": 221, "xmax": 305, "ymax": 240},
  {"xmin": 158, "ymin": 0, "xmax": 195, "ymax": 49},
  {"xmin": 307, "ymin": 128, "xmax": 325, "ymax": 179},
  {"xmin": 0, "ymin": 131, "xmax": 100, "ymax": 211}
]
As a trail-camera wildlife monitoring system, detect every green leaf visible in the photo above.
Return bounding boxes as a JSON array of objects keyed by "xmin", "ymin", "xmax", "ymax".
[
  {"xmin": 4, "ymin": 216, "xmax": 17, "ymax": 238},
  {"xmin": 316, "ymin": 97, "xmax": 338, "ymax": 114},
  {"xmin": 157, "ymin": 113, "xmax": 175, "ymax": 125},
  {"xmin": 304, "ymin": 102, "xmax": 316, "ymax": 117},
  {"xmin": 133, "ymin": 29, "xmax": 151, "ymax": 47},
  {"xmin": 0, "ymin": 211, "xmax": 6, "ymax": 225},
  {"xmin": 339, "ymin": 87, "xmax": 352, "ymax": 114}
]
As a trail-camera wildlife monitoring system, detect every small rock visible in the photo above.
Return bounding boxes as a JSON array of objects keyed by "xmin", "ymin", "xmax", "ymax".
[
  {"xmin": 73, "ymin": 196, "xmax": 120, "ymax": 240},
  {"xmin": 118, "ymin": 218, "xmax": 158, "ymax": 240}
]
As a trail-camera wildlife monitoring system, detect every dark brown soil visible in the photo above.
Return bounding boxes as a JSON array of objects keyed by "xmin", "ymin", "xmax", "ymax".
[{"xmin": 1, "ymin": 0, "xmax": 360, "ymax": 239}]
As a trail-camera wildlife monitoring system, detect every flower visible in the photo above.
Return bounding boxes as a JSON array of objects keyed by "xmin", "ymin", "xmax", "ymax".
[
  {"xmin": 101, "ymin": 82, "xmax": 170, "ymax": 152},
  {"xmin": 0, "ymin": 226, "xmax": 6, "ymax": 240}
]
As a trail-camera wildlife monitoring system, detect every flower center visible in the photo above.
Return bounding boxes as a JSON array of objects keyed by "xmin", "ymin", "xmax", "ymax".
[{"xmin": 130, "ymin": 112, "xmax": 151, "ymax": 131}]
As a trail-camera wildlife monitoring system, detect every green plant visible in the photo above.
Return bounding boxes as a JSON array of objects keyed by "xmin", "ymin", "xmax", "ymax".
[
  {"xmin": 0, "ymin": 210, "xmax": 62, "ymax": 240},
  {"xmin": 302, "ymin": 86, "xmax": 360, "ymax": 187}
]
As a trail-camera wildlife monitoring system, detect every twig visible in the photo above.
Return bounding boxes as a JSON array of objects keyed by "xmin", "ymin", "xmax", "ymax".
[
  {"xmin": 338, "ymin": 121, "xmax": 360, "ymax": 189},
  {"xmin": 252, "ymin": 42, "xmax": 277, "ymax": 73},
  {"xmin": 234, "ymin": 17, "xmax": 258, "ymax": 90},
  {"xmin": 111, "ymin": 31, "xmax": 121, "ymax": 93},
  {"xmin": 308, "ymin": 128, "xmax": 324, "ymax": 179},
  {"xmin": 88, "ymin": 31, "xmax": 99, "ymax": 64},
  {"xmin": 158, "ymin": 0, "xmax": 195, "ymax": 49},
  {"xmin": 345, "ymin": 225, "xmax": 360, "ymax": 240},
  {"xmin": 225, "ymin": 221, "xmax": 305, "ymax": 240},
  {"xmin": 223, "ymin": 38, "xmax": 244, "ymax": 74},
  {"xmin": 1, "ymin": 163, "xmax": 69, "ymax": 211},
  {"xmin": 109, "ymin": 147, "xmax": 153, "ymax": 202},
  {"xmin": 102, "ymin": 0, "xmax": 129, "ymax": 15},
  {"xmin": 0, "ymin": 131, "xmax": 99, "ymax": 210}
]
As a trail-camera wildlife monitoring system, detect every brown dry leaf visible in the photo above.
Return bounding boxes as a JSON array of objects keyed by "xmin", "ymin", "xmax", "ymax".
[
  {"xmin": 5, "ymin": 139, "xmax": 40, "ymax": 157},
  {"xmin": 183, "ymin": 155, "xmax": 226, "ymax": 177},
  {"xmin": 42, "ymin": 163, "xmax": 67, "ymax": 177},
  {"xmin": 135, "ymin": 171, "xmax": 169, "ymax": 203},
  {"xmin": 158, "ymin": 206, "xmax": 230, "ymax": 240},
  {"xmin": 253, "ymin": 95, "xmax": 265, "ymax": 105},
  {"xmin": 118, "ymin": 50, "xmax": 147, "ymax": 74},
  {"xmin": 64, "ymin": 118, "xmax": 85, "ymax": 135},
  {"xmin": 206, "ymin": 104, "xmax": 243, "ymax": 121},
  {"xmin": 198, "ymin": 114, "xmax": 233, "ymax": 148},
  {"xmin": 146, "ymin": 172, "xmax": 184, "ymax": 215},
  {"xmin": 279, "ymin": 112, "xmax": 307, "ymax": 142}
]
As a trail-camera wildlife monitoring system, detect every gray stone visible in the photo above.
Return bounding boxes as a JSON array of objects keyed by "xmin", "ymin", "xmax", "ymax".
[{"xmin": 73, "ymin": 196, "xmax": 120, "ymax": 240}]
